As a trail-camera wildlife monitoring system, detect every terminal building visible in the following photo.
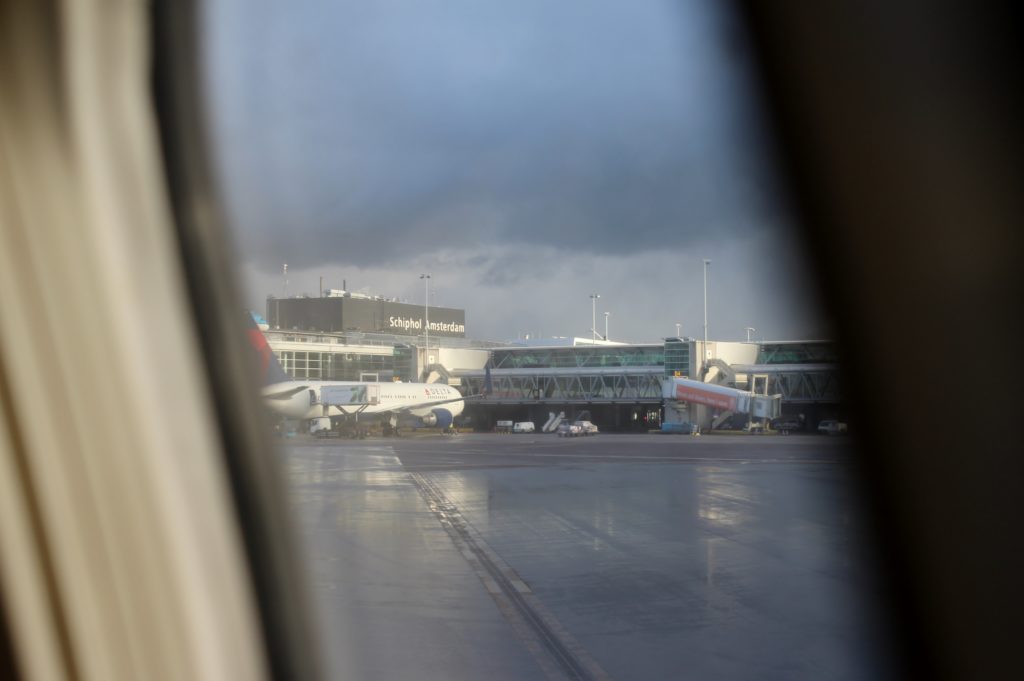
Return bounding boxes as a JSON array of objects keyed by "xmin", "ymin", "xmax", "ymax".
[
  {"xmin": 261, "ymin": 292, "xmax": 493, "ymax": 384},
  {"xmin": 258, "ymin": 295, "xmax": 842, "ymax": 432},
  {"xmin": 267, "ymin": 289, "xmax": 466, "ymax": 338},
  {"xmin": 453, "ymin": 338, "xmax": 840, "ymax": 431}
]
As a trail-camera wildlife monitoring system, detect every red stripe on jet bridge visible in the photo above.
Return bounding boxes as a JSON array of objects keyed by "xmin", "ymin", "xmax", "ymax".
[{"xmin": 674, "ymin": 384, "xmax": 737, "ymax": 411}]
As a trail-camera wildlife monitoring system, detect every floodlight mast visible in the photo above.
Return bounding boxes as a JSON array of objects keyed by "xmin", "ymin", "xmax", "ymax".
[
  {"xmin": 420, "ymin": 273, "xmax": 431, "ymax": 360},
  {"xmin": 702, "ymin": 259, "xmax": 711, "ymax": 364}
]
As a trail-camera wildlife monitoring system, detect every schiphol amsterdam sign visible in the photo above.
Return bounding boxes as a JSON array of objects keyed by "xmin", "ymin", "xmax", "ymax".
[{"xmin": 387, "ymin": 315, "xmax": 466, "ymax": 336}]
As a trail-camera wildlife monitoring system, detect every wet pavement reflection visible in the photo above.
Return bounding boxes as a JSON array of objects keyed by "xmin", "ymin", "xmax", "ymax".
[{"xmin": 283, "ymin": 434, "xmax": 891, "ymax": 681}]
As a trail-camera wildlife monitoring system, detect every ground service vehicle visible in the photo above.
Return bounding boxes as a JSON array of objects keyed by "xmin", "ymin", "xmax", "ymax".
[
  {"xmin": 817, "ymin": 420, "xmax": 848, "ymax": 435},
  {"xmin": 772, "ymin": 417, "xmax": 804, "ymax": 433},
  {"xmin": 574, "ymin": 420, "xmax": 599, "ymax": 435},
  {"xmin": 310, "ymin": 417, "xmax": 332, "ymax": 436},
  {"xmin": 556, "ymin": 422, "xmax": 583, "ymax": 437}
]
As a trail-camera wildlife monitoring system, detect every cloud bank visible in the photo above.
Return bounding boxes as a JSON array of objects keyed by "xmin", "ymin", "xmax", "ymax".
[{"xmin": 206, "ymin": 0, "xmax": 826, "ymax": 341}]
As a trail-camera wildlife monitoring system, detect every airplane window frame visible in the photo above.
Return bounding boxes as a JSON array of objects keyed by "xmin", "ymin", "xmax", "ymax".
[
  {"xmin": 148, "ymin": 1, "xmax": 1024, "ymax": 680},
  {"xmin": 150, "ymin": 3, "xmax": 324, "ymax": 681}
]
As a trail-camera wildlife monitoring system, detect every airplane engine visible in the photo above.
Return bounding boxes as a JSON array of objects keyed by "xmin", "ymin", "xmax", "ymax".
[{"xmin": 421, "ymin": 408, "xmax": 454, "ymax": 429}]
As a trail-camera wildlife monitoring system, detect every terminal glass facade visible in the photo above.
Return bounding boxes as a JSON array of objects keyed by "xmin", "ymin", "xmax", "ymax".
[
  {"xmin": 663, "ymin": 339, "xmax": 692, "ymax": 377},
  {"xmin": 393, "ymin": 345, "xmax": 415, "ymax": 382},
  {"xmin": 491, "ymin": 345, "xmax": 664, "ymax": 370},
  {"xmin": 757, "ymin": 341, "xmax": 837, "ymax": 364},
  {"xmin": 276, "ymin": 350, "xmax": 394, "ymax": 381}
]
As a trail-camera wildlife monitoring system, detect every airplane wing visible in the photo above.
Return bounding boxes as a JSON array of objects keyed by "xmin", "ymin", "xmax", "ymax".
[{"xmin": 264, "ymin": 385, "xmax": 310, "ymax": 400}]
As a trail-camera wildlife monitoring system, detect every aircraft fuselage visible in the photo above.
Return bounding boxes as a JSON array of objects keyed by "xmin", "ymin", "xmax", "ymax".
[{"xmin": 262, "ymin": 380, "xmax": 465, "ymax": 424}]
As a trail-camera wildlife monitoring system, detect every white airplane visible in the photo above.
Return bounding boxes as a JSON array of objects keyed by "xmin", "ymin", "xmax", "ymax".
[{"xmin": 248, "ymin": 318, "xmax": 488, "ymax": 435}]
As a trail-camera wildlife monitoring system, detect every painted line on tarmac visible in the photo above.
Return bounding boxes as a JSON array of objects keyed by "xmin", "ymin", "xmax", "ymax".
[
  {"xmin": 409, "ymin": 448, "xmax": 839, "ymax": 464},
  {"xmin": 410, "ymin": 471, "xmax": 615, "ymax": 681}
]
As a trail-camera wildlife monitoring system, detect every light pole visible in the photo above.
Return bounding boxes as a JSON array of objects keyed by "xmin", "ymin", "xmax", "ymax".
[
  {"xmin": 604, "ymin": 311, "xmax": 610, "ymax": 341},
  {"xmin": 420, "ymin": 273, "xmax": 431, "ymax": 356},
  {"xmin": 702, "ymin": 259, "xmax": 711, "ymax": 364},
  {"xmin": 675, "ymin": 322, "xmax": 681, "ymax": 338},
  {"xmin": 745, "ymin": 327, "xmax": 756, "ymax": 342},
  {"xmin": 589, "ymin": 294, "xmax": 600, "ymax": 343}
]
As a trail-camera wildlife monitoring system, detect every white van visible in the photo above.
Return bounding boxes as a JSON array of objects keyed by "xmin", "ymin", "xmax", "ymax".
[
  {"xmin": 513, "ymin": 421, "xmax": 536, "ymax": 433},
  {"xmin": 309, "ymin": 416, "xmax": 332, "ymax": 437}
]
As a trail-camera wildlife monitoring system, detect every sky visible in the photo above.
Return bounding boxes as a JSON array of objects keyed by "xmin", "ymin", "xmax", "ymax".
[{"xmin": 203, "ymin": 0, "xmax": 829, "ymax": 343}]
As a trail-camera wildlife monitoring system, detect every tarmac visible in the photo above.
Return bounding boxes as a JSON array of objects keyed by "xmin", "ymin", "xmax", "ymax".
[{"xmin": 281, "ymin": 433, "xmax": 893, "ymax": 681}]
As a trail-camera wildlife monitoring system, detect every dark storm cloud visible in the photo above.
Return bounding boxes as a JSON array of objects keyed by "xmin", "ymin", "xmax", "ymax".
[{"xmin": 206, "ymin": 0, "xmax": 784, "ymax": 275}]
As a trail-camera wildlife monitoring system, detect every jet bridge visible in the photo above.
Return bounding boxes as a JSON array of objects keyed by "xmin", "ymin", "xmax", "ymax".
[{"xmin": 662, "ymin": 377, "xmax": 781, "ymax": 431}]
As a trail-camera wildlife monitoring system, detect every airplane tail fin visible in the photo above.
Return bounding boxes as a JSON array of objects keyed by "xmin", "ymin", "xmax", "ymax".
[
  {"xmin": 483, "ymin": 363, "xmax": 493, "ymax": 397},
  {"xmin": 245, "ymin": 312, "xmax": 292, "ymax": 385}
]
